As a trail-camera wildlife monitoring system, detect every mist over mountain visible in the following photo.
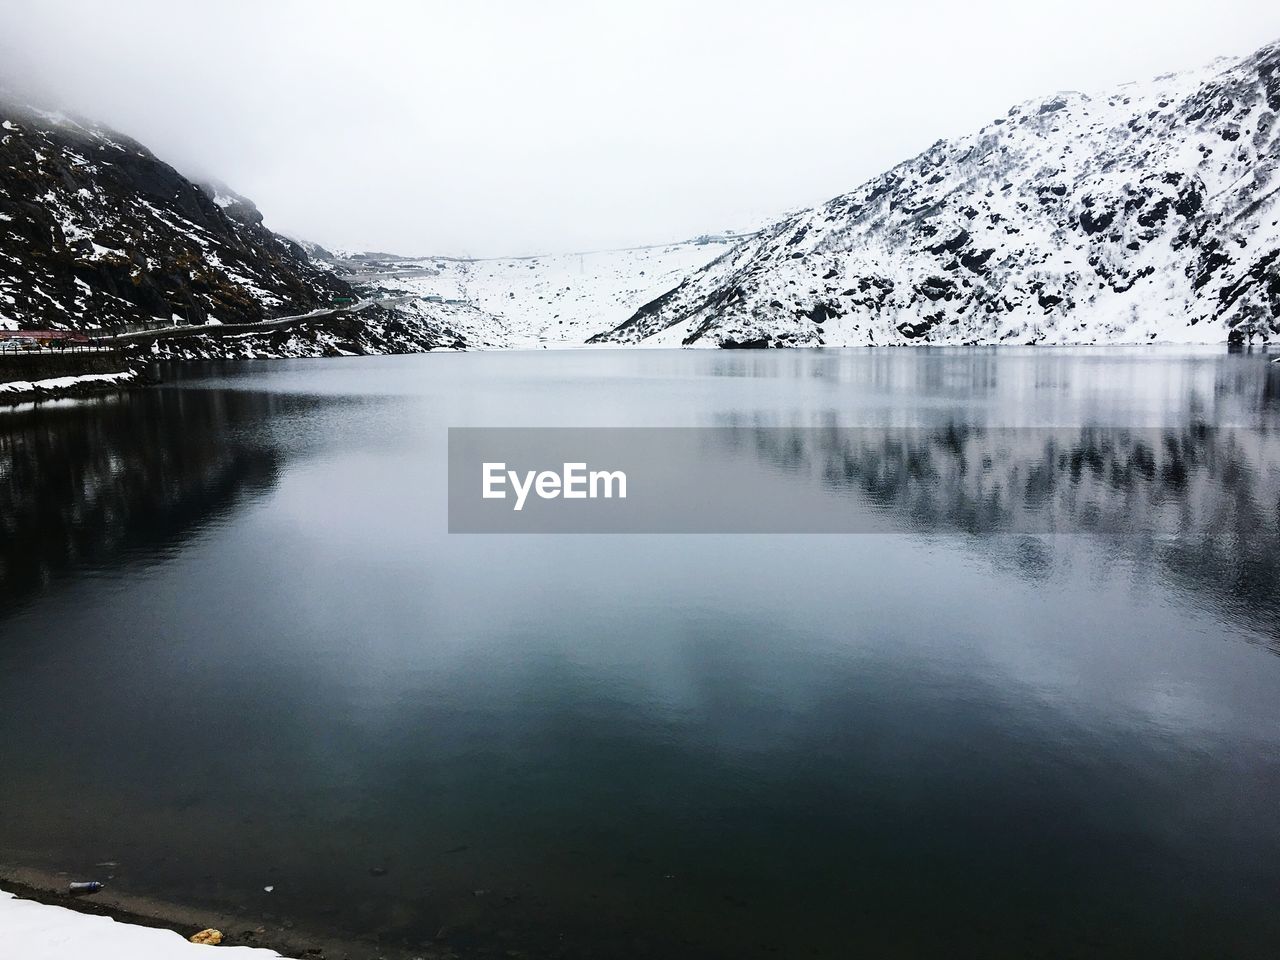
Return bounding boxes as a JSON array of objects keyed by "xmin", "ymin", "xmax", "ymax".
[
  {"xmin": 0, "ymin": 102, "xmax": 354, "ymax": 329},
  {"xmin": 4, "ymin": 38, "xmax": 1278, "ymax": 354},
  {"xmin": 0, "ymin": 101, "xmax": 459, "ymax": 354}
]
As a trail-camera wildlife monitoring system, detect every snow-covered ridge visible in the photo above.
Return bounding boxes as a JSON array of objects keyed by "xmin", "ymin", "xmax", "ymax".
[
  {"xmin": 344, "ymin": 238, "xmax": 741, "ymax": 347},
  {"xmin": 591, "ymin": 38, "xmax": 1280, "ymax": 348},
  {"xmin": 6, "ymin": 38, "xmax": 1277, "ymax": 354}
]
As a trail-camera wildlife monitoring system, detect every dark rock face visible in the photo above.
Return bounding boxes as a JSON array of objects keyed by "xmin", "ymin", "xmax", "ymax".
[
  {"xmin": 717, "ymin": 336, "xmax": 772, "ymax": 349},
  {"xmin": 592, "ymin": 38, "xmax": 1280, "ymax": 347},
  {"xmin": 0, "ymin": 102, "xmax": 353, "ymax": 334}
]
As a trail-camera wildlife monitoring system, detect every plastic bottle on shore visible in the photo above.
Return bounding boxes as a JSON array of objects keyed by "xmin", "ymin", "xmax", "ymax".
[{"xmin": 69, "ymin": 881, "xmax": 103, "ymax": 893}]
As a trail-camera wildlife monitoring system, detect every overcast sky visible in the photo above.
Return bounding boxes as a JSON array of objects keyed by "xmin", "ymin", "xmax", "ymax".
[{"xmin": 2, "ymin": 1, "xmax": 1277, "ymax": 257}]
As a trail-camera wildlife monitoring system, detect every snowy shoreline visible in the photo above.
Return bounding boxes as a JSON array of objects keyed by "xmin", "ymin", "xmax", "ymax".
[
  {"xmin": 1, "ymin": 887, "xmax": 295, "ymax": 960},
  {"xmin": 0, "ymin": 370, "xmax": 137, "ymax": 406},
  {"xmin": 0, "ymin": 863, "xmax": 419, "ymax": 960}
]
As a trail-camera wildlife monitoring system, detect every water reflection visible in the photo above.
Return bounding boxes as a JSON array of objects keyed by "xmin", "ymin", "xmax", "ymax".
[
  {"xmin": 705, "ymin": 346, "xmax": 1280, "ymax": 425},
  {"xmin": 0, "ymin": 388, "xmax": 346, "ymax": 620},
  {"xmin": 718, "ymin": 422, "xmax": 1280, "ymax": 642},
  {"xmin": 1, "ymin": 351, "xmax": 1278, "ymax": 960}
]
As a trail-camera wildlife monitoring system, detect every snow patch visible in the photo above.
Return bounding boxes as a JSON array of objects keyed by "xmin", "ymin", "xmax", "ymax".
[
  {"xmin": 0, "ymin": 888, "xmax": 295, "ymax": 959},
  {"xmin": 0, "ymin": 371, "xmax": 134, "ymax": 394}
]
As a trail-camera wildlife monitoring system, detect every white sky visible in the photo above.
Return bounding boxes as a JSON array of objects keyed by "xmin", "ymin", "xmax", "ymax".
[{"xmin": 2, "ymin": 0, "xmax": 1277, "ymax": 256}]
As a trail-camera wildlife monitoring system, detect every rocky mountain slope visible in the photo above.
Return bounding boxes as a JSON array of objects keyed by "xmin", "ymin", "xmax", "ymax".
[
  {"xmin": 0, "ymin": 101, "xmax": 452, "ymax": 354},
  {"xmin": 592, "ymin": 39, "xmax": 1280, "ymax": 348}
]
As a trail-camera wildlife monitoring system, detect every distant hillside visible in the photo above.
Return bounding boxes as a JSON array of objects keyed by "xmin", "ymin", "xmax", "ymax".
[
  {"xmin": 348, "ymin": 241, "xmax": 738, "ymax": 347},
  {"xmin": 591, "ymin": 39, "xmax": 1280, "ymax": 347}
]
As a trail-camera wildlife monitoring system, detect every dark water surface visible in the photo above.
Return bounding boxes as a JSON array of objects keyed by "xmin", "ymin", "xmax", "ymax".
[{"xmin": 2, "ymin": 348, "xmax": 1279, "ymax": 958}]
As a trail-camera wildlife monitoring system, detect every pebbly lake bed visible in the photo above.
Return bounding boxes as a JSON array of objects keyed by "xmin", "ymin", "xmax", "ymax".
[{"xmin": 1, "ymin": 347, "xmax": 1279, "ymax": 959}]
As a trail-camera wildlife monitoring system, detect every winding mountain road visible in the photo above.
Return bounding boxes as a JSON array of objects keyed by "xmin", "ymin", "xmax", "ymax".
[{"xmin": 85, "ymin": 294, "xmax": 421, "ymax": 346}]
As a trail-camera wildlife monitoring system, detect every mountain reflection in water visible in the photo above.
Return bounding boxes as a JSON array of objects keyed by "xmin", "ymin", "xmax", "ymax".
[
  {"xmin": 716, "ymin": 422, "xmax": 1279, "ymax": 642},
  {"xmin": 0, "ymin": 387, "xmax": 362, "ymax": 619},
  {"xmin": 0, "ymin": 350, "xmax": 1277, "ymax": 960}
]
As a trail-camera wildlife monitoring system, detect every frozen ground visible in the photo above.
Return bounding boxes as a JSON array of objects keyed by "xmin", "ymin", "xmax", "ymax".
[
  {"xmin": 356, "ymin": 239, "xmax": 739, "ymax": 346},
  {"xmin": 0, "ymin": 889, "xmax": 293, "ymax": 960}
]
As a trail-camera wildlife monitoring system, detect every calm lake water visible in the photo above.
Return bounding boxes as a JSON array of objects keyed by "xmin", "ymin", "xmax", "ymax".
[{"xmin": 2, "ymin": 348, "xmax": 1279, "ymax": 958}]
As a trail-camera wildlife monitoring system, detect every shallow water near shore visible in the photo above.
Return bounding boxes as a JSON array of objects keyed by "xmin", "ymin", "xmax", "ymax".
[{"xmin": 2, "ymin": 347, "xmax": 1280, "ymax": 958}]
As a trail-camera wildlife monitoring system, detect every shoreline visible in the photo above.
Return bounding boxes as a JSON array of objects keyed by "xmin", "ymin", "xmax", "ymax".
[
  {"xmin": 0, "ymin": 369, "xmax": 140, "ymax": 407},
  {"xmin": 0, "ymin": 863, "xmax": 431, "ymax": 960},
  {"xmin": 0, "ymin": 340, "xmax": 1270, "ymax": 406}
]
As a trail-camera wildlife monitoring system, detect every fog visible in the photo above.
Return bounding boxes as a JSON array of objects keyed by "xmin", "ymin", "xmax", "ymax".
[{"xmin": 2, "ymin": 0, "xmax": 1276, "ymax": 256}]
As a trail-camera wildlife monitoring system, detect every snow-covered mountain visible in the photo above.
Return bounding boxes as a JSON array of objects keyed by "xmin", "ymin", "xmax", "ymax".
[
  {"xmin": 8, "ymin": 37, "xmax": 1276, "ymax": 356},
  {"xmin": 0, "ymin": 101, "xmax": 451, "ymax": 355},
  {"xmin": 591, "ymin": 39, "xmax": 1280, "ymax": 348},
  {"xmin": 347, "ymin": 239, "xmax": 741, "ymax": 347}
]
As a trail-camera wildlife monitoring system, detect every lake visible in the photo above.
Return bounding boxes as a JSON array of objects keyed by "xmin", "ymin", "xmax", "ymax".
[{"xmin": 2, "ymin": 347, "xmax": 1279, "ymax": 958}]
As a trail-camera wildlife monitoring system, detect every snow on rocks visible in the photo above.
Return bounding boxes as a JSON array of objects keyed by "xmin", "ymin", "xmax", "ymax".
[
  {"xmin": 0, "ymin": 370, "xmax": 136, "ymax": 404},
  {"xmin": 591, "ymin": 38, "xmax": 1280, "ymax": 348}
]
